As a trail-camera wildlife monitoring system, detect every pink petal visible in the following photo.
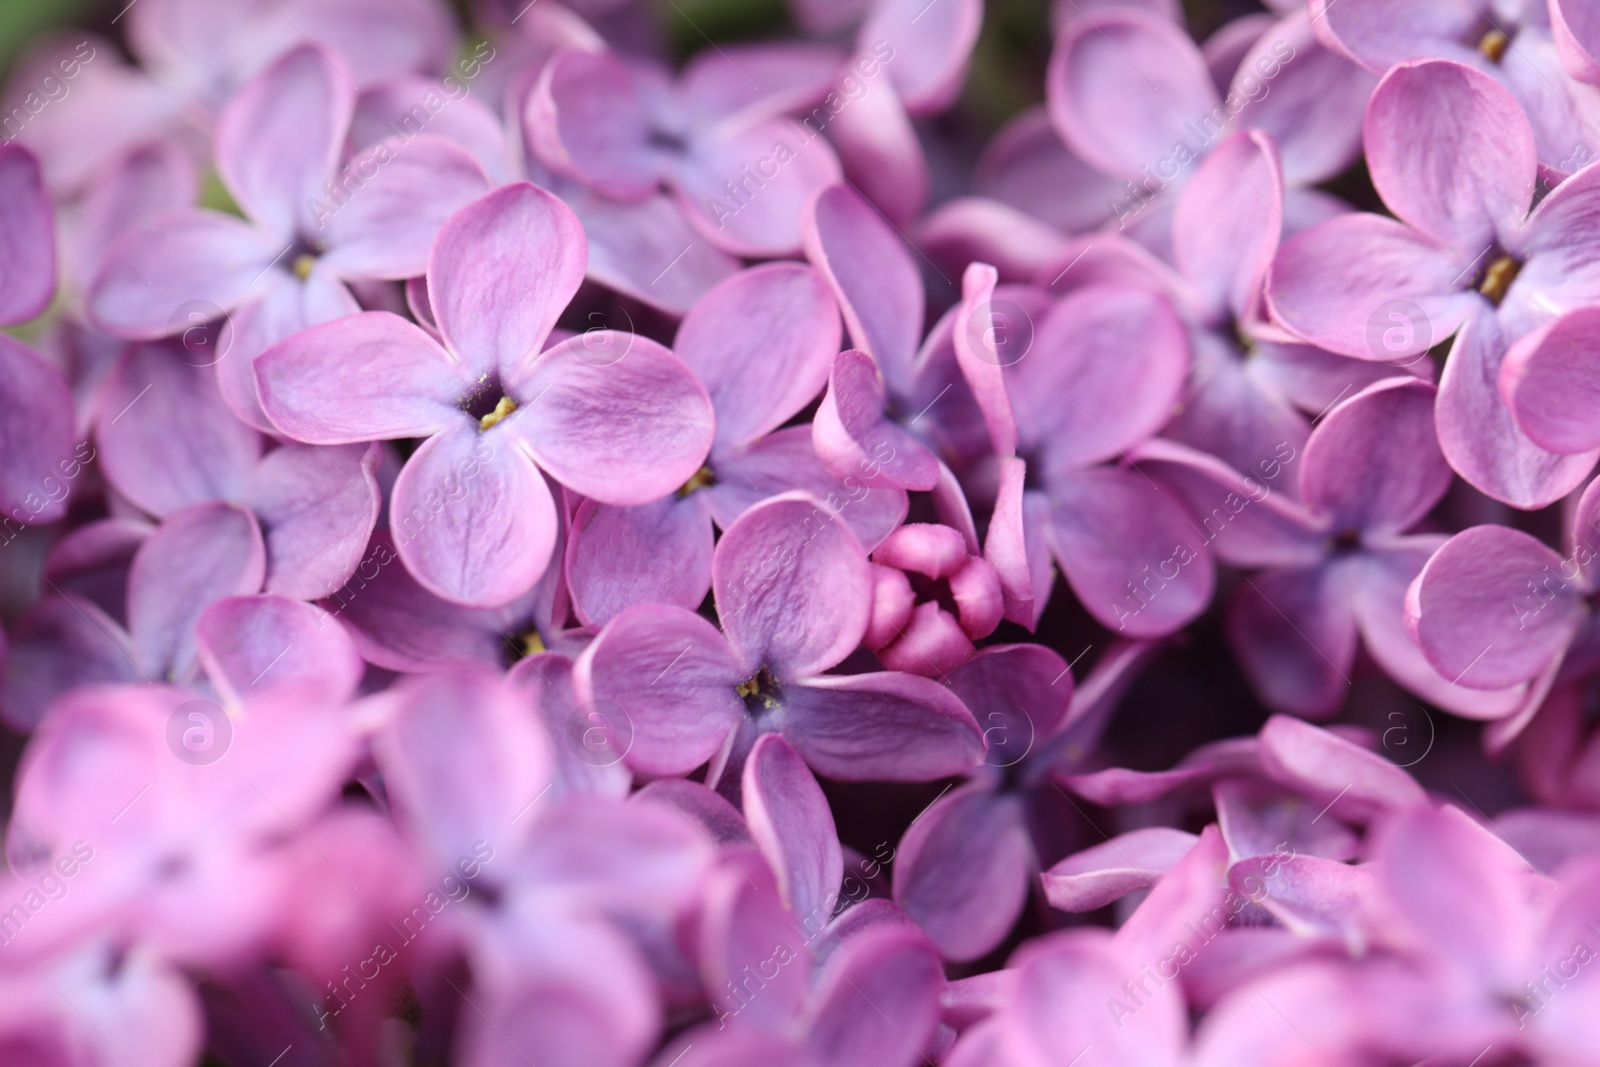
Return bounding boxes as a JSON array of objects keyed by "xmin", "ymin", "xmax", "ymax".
[
  {"xmin": 780, "ymin": 671, "xmax": 984, "ymax": 780},
  {"xmin": 0, "ymin": 144, "xmax": 56, "ymax": 325},
  {"xmin": 1228, "ymin": 563, "xmax": 1358, "ymax": 718},
  {"xmin": 804, "ymin": 927, "xmax": 943, "ymax": 1067},
  {"xmin": 675, "ymin": 119, "xmax": 843, "ymax": 258},
  {"xmin": 803, "ymin": 184, "xmax": 922, "ymax": 392},
  {"xmin": 195, "ymin": 594, "xmax": 362, "ymax": 709},
  {"xmin": 1502, "ymin": 307, "xmax": 1600, "ymax": 454},
  {"xmin": 566, "ymin": 496, "xmax": 714, "ymax": 627},
  {"xmin": 512, "ymin": 333, "xmax": 714, "ymax": 504},
  {"xmin": 828, "ymin": 72, "xmax": 929, "ymax": 227},
  {"xmin": 1437, "ymin": 307, "xmax": 1599, "ymax": 508},
  {"xmin": 1047, "ymin": 466, "xmax": 1214, "ymax": 637},
  {"xmin": 1257, "ymin": 715, "xmax": 1426, "ymax": 822},
  {"xmin": 1047, "ymin": 8, "xmax": 1217, "ymax": 181},
  {"xmin": 570, "ymin": 191, "xmax": 741, "ymax": 316},
  {"xmin": 713, "ymin": 492, "xmax": 872, "ymax": 678},
  {"xmin": 214, "ymin": 45, "xmax": 353, "ymax": 239},
  {"xmin": 952, "ymin": 263, "xmax": 1019, "ymax": 458},
  {"xmin": 316, "ymin": 135, "xmax": 491, "ymax": 280},
  {"xmin": 391, "ymin": 425, "xmax": 557, "ymax": 608},
  {"xmin": 256, "ymin": 311, "xmax": 470, "ymax": 443},
  {"xmin": 678, "ymin": 42, "xmax": 844, "ymax": 126},
  {"xmin": 813, "ymin": 350, "xmax": 941, "ymax": 492},
  {"xmin": 1552, "ymin": 0, "xmax": 1600, "ymax": 85},
  {"xmin": 1407, "ymin": 523, "xmax": 1583, "ymax": 690},
  {"xmin": 675, "ymin": 263, "xmax": 840, "ymax": 450},
  {"xmin": 1310, "ymin": 0, "xmax": 1483, "ymax": 72},
  {"xmin": 743, "ymin": 733, "xmax": 844, "ymax": 930},
  {"xmin": 245, "ymin": 442, "xmax": 382, "ymax": 600},
  {"xmin": 128, "ymin": 503, "xmax": 266, "ymax": 680},
  {"xmin": 859, "ymin": 0, "xmax": 982, "ymax": 114},
  {"xmin": 916, "ymin": 198, "xmax": 1074, "ymax": 286},
  {"xmin": 893, "ymin": 785, "xmax": 1030, "ymax": 961},
  {"xmin": 375, "ymin": 670, "xmax": 552, "ymax": 866},
  {"xmin": 526, "ymin": 50, "xmax": 665, "ymax": 198},
  {"xmin": 1365, "ymin": 59, "xmax": 1536, "ymax": 252},
  {"xmin": 429, "ymin": 182, "xmax": 587, "ymax": 381},
  {"xmin": 1173, "ymin": 130, "xmax": 1282, "ymax": 327},
  {"xmin": 1228, "ymin": 853, "xmax": 1375, "ymax": 945},
  {"xmin": 1041, "ymin": 827, "xmax": 1200, "ymax": 912},
  {"xmin": 575, "ymin": 604, "xmax": 745, "ymax": 777},
  {"xmin": 0, "ymin": 596, "xmax": 138, "ymax": 732},
  {"xmin": 975, "ymin": 106, "xmax": 1124, "ymax": 234},
  {"xmin": 1301, "ymin": 378, "xmax": 1448, "ymax": 534},
  {"xmin": 95, "ymin": 342, "xmax": 261, "ymax": 518}
]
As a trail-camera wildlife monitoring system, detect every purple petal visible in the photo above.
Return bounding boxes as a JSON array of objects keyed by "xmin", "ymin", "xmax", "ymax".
[
  {"xmin": 813, "ymin": 350, "xmax": 941, "ymax": 492},
  {"xmin": 779, "ymin": 671, "xmax": 983, "ymax": 780},
  {"xmin": 1046, "ymin": 466, "xmax": 1214, "ymax": 637},
  {"xmin": 743, "ymin": 733, "xmax": 844, "ymax": 930},
  {"xmin": 566, "ymin": 495, "xmax": 714, "ymax": 627},
  {"xmin": 1229, "ymin": 853, "xmax": 1374, "ymax": 944},
  {"xmin": 215, "ymin": 46, "xmax": 353, "ymax": 239},
  {"xmin": 1257, "ymin": 715, "xmax": 1426, "ymax": 822},
  {"xmin": 803, "ymin": 184, "xmax": 922, "ymax": 392},
  {"xmin": 975, "ymin": 107, "xmax": 1125, "ymax": 234},
  {"xmin": 675, "ymin": 119, "xmax": 843, "ymax": 258},
  {"xmin": 916, "ymin": 198, "xmax": 1074, "ymax": 286},
  {"xmin": 0, "ymin": 144, "xmax": 56, "ymax": 325},
  {"xmin": 1041, "ymin": 827, "xmax": 1200, "ymax": 912},
  {"xmin": 375, "ymin": 670, "xmax": 553, "ymax": 866},
  {"xmin": 1264, "ymin": 213, "xmax": 1479, "ymax": 360},
  {"xmin": 245, "ymin": 442, "xmax": 382, "ymax": 600},
  {"xmin": 803, "ymin": 927, "xmax": 943, "ymax": 1067},
  {"xmin": 828, "ymin": 72, "xmax": 928, "ymax": 227},
  {"xmin": 1501, "ymin": 307, "xmax": 1600, "ymax": 454},
  {"xmin": 0, "ymin": 336, "xmax": 77, "ymax": 525},
  {"xmin": 951, "ymin": 263, "xmax": 1018, "ymax": 457},
  {"xmin": 89, "ymin": 210, "xmax": 283, "ymax": 339},
  {"xmin": 678, "ymin": 43, "xmax": 844, "ymax": 126},
  {"xmin": 256, "ymin": 311, "xmax": 470, "ymax": 443},
  {"xmin": 983, "ymin": 457, "xmax": 1053, "ymax": 628},
  {"xmin": 1047, "ymin": 8, "xmax": 1217, "ymax": 181},
  {"xmin": 391, "ymin": 425, "xmax": 557, "ymax": 608},
  {"xmin": 1310, "ymin": 0, "xmax": 1482, "ymax": 72},
  {"xmin": 351, "ymin": 75, "xmax": 515, "ymax": 184},
  {"xmin": 712, "ymin": 492, "xmax": 872, "ymax": 678},
  {"xmin": 1407, "ymin": 524, "xmax": 1583, "ymax": 690},
  {"xmin": 675, "ymin": 263, "xmax": 839, "ymax": 450},
  {"xmin": 575, "ymin": 604, "xmax": 745, "ymax": 777},
  {"xmin": 526, "ymin": 50, "xmax": 665, "ymax": 198},
  {"xmin": 1227, "ymin": 564, "xmax": 1357, "ymax": 718},
  {"xmin": 859, "ymin": 0, "xmax": 982, "ymax": 114},
  {"xmin": 1364, "ymin": 59, "xmax": 1535, "ymax": 252},
  {"xmin": 95, "ymin": 342, "xmax": 261, "ymax": 518},
  {"xmin": 1504, "ymin": 161, "xmax": 1600, "ymax": 350},
  {"xmin": 513, "ymin": 333, "xmax": 714, "ymax": 504},
  {"xmin": 1552, "ymin": 0, "xmax": 1600, "ymax": 84},
  {"xmin": 948, "ymin": 642, "xmax": 1074, "ymax": 759},
  {"xmin": 701, "ymin": 426, "xmax": 909, "ymax": 550},
  {"xmin": 194, "ymin": 594, "xmax": 362, "ymax": 708},
  {"xmin": 1301, "ymin": 378, "xmax": 1448, "ymax": 534},
  {"xmin": 893, "ymin": 785, "xmax": 1030, "ymax": 961},
  {"xmin": 1437, "ymin": 307, "xmax": 1599, "ymax": 508},
  {"xmin": 128, "ymin": 502, "xmax": 266, "ymax": 680},
  {"xmin": 1173, "ymin": 130, "xmax": 1282, "ymax": 327},
  {"xmin": 430, "ymin": 182, "xmax": 587, "ymax": 382},
  {"xmin": 1214, "ymin": 778, "xmax": 1359, "ymax": 862},
  {"xmin": 1009, "ymin": 285, "xmax": 1188, "ymax": 466},
  {"xmin": 698, "ymin": 862, "xmax": 811, "ymax": 1030},
  {"xmin": 571, "ymin": 192, "xmax": 741, "ymax": 316},
  {"xmin": 317, "ymin": 136, "xmax": 490, "ymax": 280},
  {"xmin": 1, "ymin": 596, "xmax": 139, "ymax": 731}
]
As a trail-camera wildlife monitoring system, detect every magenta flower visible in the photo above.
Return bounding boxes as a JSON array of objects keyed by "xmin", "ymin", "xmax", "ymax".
[
  {"xmin": 862, "ymin": 522, "xmax": 1002, "ymax": 677},
  {"xmin": 576, "ymin": 493, "xmax": 984, "ymax": 786},
  {"xmin": 90, "ymin": 44, "xmax": 492, "ymax": 430},
  {"xmin": 564, "ymin": 263, "xmax": 905, "ymax": 627},
  {"xmin": 1269, "ymin": 58, "xmax": 1600, "ymax": 507},
  {"xmin": 256, "ymin": 181, "xmax": 715, "ymax": 607}
]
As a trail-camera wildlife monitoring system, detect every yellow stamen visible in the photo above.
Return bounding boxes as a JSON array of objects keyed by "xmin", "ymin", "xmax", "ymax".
[
  {"xmin": 292, "ymin": 253, "xmax": 317, "ymax": 280},
  {"xmin": 1477, "ymin": 28, "xmax": 1509, "ymax": 64},
  {"xmin": 1478, "ymin": 255, "xmax": 1521, "ymax": 305},
  {"xmin": 677, "ymin": 465, "xmax": 715, "ymax": 497},
  {"xmin": 736, "ymin": 677, "xmax": 760, "ymax": 700},
  {"xmin": 478, "ymin": 395, "xmax": 516, "ymax": 432},
  {"xmin": 521, "ymin": 630, "xmax": 546, "ymax": 658}
]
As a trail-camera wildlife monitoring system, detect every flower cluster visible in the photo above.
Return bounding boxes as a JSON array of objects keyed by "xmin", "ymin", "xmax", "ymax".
[{"xmin": 3, "ymin": 0, "xmax": 1600, "ymax": 1063}]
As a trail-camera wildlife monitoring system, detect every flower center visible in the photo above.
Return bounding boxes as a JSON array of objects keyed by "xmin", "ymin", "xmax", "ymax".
[
  {"xmin": 1477, "ymin": 28, "xmax": 1510, "ymax": 64},
  {"xmin": 292, "ymin": 253, "xmax": 317, "ymax": 281},
  {"xmin": 1477, "ymin": 254, "xmax": 1522, "ymax": 306},
  {"xmin": 736, "ymin": 666, "xmax": 782, "ymax": 715},
  {"xmin": 1330, "ymin": 528, "xmax": 1362, "ymax": 553},
  {"xmin": 478, "ymin": 395, "xmax": 517, "ymax": 432},
  {"xmin": 678, "ymin": 465, "xmax": 716, "ymax": 497}
]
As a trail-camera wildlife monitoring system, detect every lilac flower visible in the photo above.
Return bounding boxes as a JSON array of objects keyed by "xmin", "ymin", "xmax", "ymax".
[
  {"xmin": 255, "ymin": 181, "xmax": 715, "ymax": 607},
  {"xmin": 1407, "ymin": 468, "xmax": 1600, "ymax": 747},
  {"xmin": 564, "ymin": 263, "xmax": 906, "ymax": 627},
  {"xmin": 90, "ymin": 45, "xmax": 492, "ymax": 430},
  {"xmin": 862, "ymin": 522, "xmax": 1001, "ymax": 676},
  {"xmin": 0, "ymin": 143, "xmax": 57, "ymax": 326},
  {"xmin": 526, "ymin": 43, "xmax": 845, "ymax": 256},
  {"xmin": 575, "ymin": 493, "xmax": 983, "ymax": 787},
  {"xmin": 1269, "ymin": 58, "xmax": 1600, "ymax": 507},
  {"xmin": 1045, "ymin": 6, "xmax": 1374, "ymax": 250},
  {"xmin": 1140, "ymin": 377, "xmax": 1526, "ymax": 719},
  {"xmin": 1312, "ymin": 0, "xmax": 1600, "ymax": 174}
]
